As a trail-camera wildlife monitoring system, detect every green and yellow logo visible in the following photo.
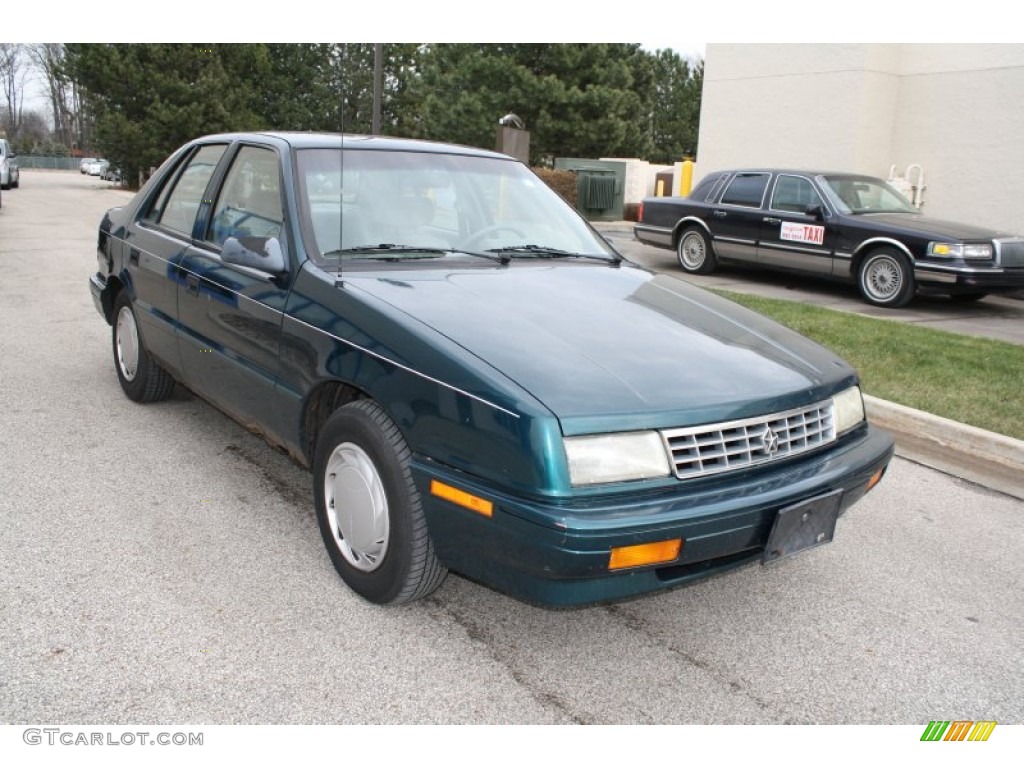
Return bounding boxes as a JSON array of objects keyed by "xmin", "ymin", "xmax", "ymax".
[{"xmin": 921, "ymin": 720, "xmax": 997, "ymax": 741}]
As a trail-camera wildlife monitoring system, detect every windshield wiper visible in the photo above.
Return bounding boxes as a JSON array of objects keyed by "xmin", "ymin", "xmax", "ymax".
[
  {"xmin": 323, "ymin": 244, "xmax": 450, "ymax": 259},
  {"xmin": 485, "ymin": 244, "xmax": 621, "ymax": 263},
  {"xmin": 323, "ymin": 244, "xmax": 510, "ymax": 264}
]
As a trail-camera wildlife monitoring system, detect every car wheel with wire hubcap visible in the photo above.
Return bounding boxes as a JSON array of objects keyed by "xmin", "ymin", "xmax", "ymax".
[
  {"xmin": 858, "ymin": 249, "xmax": 915, "ymax": 307},
  {"xmin": 676, "ymin": 226, "xmax": 716, "ymax": 274}
]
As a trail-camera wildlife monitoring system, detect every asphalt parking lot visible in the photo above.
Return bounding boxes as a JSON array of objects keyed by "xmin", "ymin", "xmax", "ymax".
[{"xmin": 1, "ymin": 171, "xmax": 1022, "ymax": 727}]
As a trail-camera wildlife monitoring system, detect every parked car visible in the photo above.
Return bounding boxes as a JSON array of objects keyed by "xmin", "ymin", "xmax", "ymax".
[
  {"xmin": 101, "ymin": 165, "xmax": 123, "ymax": 184},
  {"xmin": 89, "ymin": 133, "xmax": 893, "ymax": 606},
  {"xmin": 635, "ymin": 169, "xmax": 1024, "ymax": 307},
  {"xmin": 79, "ymin": 157, "xmax": 97, "ymax": 173},
  {"xmin": 0, "ymin": 138, "xmax": 19, "ymax": 190},
  {"xmin": 85, "ymin": 159, "xmax": 110, "ymax": 177}
]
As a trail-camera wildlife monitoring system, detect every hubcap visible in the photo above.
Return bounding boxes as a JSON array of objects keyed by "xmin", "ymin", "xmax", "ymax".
[
  {"xmin": 324, "ymin": 443, "xmax": 390, "ymax": 572},
  {"xmin": 865, "ymin": 256, "xmax": 901, "ymax": 301},
  {"xmin": 680, "ymin": 233, "xmax": 705, "ymax": 270},
  {"xmin": 116, "ymin": 306, "xmax": 140, "ymax": 381}
]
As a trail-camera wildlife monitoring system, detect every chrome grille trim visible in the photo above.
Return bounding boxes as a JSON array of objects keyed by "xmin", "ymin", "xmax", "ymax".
[
  {"xmin": 661, "ymin": 400, "xmax": 836, "ymax": 480},
  {"xmin": 995, "ymin": 239, "xmax": 1024, "ymax": 268}
]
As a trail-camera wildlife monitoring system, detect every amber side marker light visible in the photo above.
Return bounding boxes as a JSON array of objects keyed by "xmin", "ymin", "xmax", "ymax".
[
  {"xmin": 866, "ymin": 467, "xmax": 886, "ymax": 493},
  {"xmin": 430, "ymin": 480, "xmax": 493, "ymax": 517},
  {"xmin": 609, "ymin": 539, "xmax": 682, "ymax": 571}
]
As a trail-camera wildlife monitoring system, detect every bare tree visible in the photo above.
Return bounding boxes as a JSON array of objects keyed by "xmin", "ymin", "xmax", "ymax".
[
  {"xmin": 28, "ymin": 43, "xmax": 89, "ymax": 151},
  {"xmin": 0, "ymin": 43, "xmax": 28, "ymax": 138}
]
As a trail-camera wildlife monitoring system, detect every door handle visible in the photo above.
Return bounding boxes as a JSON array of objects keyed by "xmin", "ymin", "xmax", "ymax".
[
  {"xmin": 186, "ymin": 273, "xmax": 200, "ymax": 296},
  {"xmin": 713, "ymin": 210, "xmax": 727, "ymax": 218},
  {"xmin": 763, "ymin": 217, "xmax": 782, "ymax": 225},
  {"xmin": 129, "ymin": 248, "xmax": 140, "ymax": 265}
]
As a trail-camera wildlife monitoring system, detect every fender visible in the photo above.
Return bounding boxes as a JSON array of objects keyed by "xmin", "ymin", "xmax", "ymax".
[
  {"xmin": 672, "ymin": 215, "xmax": 713, "ymax": 245},
  {"xmin": 849, "ymin": 237, "xmax": 915, "ymax": 276}
]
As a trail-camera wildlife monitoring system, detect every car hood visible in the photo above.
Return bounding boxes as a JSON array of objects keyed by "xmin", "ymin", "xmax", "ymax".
[
  {"xmin": 853, "ymin": 212, "xmax": 1013, "ymax": 240},
  {"xmin": 349, "ymin": 262, "xmax": 853, "ymax": 434}
]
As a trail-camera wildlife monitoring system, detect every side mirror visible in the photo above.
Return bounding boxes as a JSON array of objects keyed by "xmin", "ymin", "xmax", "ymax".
[
  {"xmin": 222, "ymin": 236, "xmax": 286, "ymax": 276},
  {"xmin": 804, "ymin": 204, "xmax": 825, "ymax": 221}
]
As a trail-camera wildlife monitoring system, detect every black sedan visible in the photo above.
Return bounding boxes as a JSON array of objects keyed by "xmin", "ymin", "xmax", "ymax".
[{"xmin": 635, "ymin": 169, "xmax": 1024, "ymax": 307}]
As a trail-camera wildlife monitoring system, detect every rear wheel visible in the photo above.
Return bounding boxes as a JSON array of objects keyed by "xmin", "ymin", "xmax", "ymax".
[
  {"xmin": 676, "ymin": 226, "xmax": 717, "ymax": 274},
  {"xmin": 112, "ymin": 292, "xmax": 176, "ymax": 402},
  {"xmin": 857, "ymin": 249, "xmax": 915, "ymax": 307},
  {"xmin": 313, "ymin": 400, "xmax": 447, "ymax": 605}
]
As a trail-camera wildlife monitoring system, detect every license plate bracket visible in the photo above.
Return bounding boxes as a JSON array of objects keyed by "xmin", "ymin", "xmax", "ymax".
[{"xmin": 762, "ymin": 489, "xmax": 843, "ymax": 564}]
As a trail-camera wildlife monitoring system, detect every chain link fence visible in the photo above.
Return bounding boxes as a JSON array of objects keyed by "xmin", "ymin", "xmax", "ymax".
[{"xmin": 15, "ymin": 156, "xmax": 83, "ymax": 170}]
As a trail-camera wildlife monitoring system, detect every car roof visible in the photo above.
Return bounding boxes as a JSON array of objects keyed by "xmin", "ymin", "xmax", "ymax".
[
  {"xmin": 192, "ymin": 131, "xmax": 515, "ymax": 161},
  {"xmin": 710, "ymin": 168, "xmax": 885, "ymax": 180}
]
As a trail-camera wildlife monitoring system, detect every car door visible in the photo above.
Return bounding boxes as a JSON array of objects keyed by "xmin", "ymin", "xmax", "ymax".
[
  {"xmin": 757, "ymin": 174, "xmax": 836, "ymax": 275},
  {"xmin": 176, "ymin": 143, "xmax": 293, "ymax": 428},
  {"xmin": 707, "ymin": 172, "xmax": 770, "ymax": 263},
  {"xmin": 123, "ymin": 142, "xmax": 229, "ymax": 378}
]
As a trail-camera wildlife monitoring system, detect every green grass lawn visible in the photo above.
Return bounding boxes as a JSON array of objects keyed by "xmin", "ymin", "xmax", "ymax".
[{"xmin": 715, "ymin": 291, "xmax": 1024, "ymax": 440}]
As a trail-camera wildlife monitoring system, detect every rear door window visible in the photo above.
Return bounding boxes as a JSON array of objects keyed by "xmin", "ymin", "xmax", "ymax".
[
  {"xmin": 720, "ymin": 173, "xmax": 770, "ymax": 208},
  {"xmin": 147, "ymin": 144, "xmax": 227, "ymax": 237}
]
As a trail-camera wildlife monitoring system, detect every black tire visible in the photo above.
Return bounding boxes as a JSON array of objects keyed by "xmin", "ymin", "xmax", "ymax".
[
  {"xmin": 949, "ymin": 292, "xmax": 988, "ymax": 303},
  {"xmin": 857, "ymin": 249, "xmax": 915, "ymax": 307},
  {"xmin": 112, "ymin": 291, "xmax": 176, "ymax": 402},
  {"xmin": 676, "ymin": 226, "xmax": 717, "ymax": 274},
  {"xmin": 313, "ymin": 400, "xmax": 447, "ymax": 605},
  {"xmin": 11, "ymin": 177, "xmax": 18, "ymax": 189}
]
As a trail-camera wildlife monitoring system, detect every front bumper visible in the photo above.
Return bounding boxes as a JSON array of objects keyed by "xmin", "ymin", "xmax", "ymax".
[
  {"xmin": 915, "ymin": 263, "xmax": 1024, "ymax": 294},
  {"xmin": 415, "ymin": 424, "xmax": 894, "ymax": 606}
]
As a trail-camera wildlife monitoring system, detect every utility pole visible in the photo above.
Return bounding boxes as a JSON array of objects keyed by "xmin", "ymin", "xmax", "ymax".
[{"xmin": 372, "ymin": 44, "xmax": 383, "ymax": 135}]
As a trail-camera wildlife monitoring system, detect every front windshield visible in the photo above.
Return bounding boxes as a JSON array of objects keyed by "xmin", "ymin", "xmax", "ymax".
[
  {"xmin": 295, "ymin": 147, "xmax": 616, "ymax": 264},
  {"xmin": 818, "ymin": 175, "xmax": 918, "ymax": 215}
]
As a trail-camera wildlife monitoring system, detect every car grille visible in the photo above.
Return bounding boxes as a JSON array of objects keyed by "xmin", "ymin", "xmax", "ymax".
[
  {"xmin": 996, "ymin": 239, "xmax": 1024, "ymax": 268},
  {"xmin": 661, "ymin": 400, "xmax": 836, "ymax": 480}
]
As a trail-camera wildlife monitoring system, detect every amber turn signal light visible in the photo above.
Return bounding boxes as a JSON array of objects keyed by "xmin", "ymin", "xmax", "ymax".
[
  {"xmin": 430, "ymin": 480, "xmax": 494, "ymax": 517},
  {"xmin": 866, "ymin": 467, "xmax": 885, "ymax": 493},
  {"xmin": 609, "ymin": 539, "xmax": 682, "ymax": 571}
]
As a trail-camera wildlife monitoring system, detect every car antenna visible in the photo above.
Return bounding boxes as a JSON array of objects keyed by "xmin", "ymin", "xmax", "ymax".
[{"xmin": 335, "ymin": 43, "xmax": 347, "ymax": 289}]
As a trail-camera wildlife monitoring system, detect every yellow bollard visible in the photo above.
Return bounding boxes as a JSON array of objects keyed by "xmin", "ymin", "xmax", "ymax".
[{"xmin": 678, "ymin": 160, "xmax": 694, "ymax": 197}]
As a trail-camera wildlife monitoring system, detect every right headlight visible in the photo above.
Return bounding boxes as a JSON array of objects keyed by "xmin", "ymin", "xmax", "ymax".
[
  {"xmin": 564, "ymin": 431, "xmax": 671, "ymax": 486},
  {"xmin": 833, "ymin": 385, "xmax": 865, "ymax": 435},
  {"xmin": 927, "ymin": 242, "xmax": 993, "ymax": 260}
]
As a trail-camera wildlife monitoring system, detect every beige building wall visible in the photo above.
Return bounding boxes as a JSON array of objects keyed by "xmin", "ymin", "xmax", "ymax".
[{"xmin": 695, "ymin": 44, "xmax": 1024, "ymax": 234}]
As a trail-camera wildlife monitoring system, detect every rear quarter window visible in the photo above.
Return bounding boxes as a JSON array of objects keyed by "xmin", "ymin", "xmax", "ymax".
[{"xmin": 689, "ymin": 174, "xmax": 726, "ymax": 202}]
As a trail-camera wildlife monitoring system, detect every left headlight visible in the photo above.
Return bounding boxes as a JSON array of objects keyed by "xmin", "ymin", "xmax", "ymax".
[
  {"xmin": 928, "ymin": 242, "xmax": 993, "ymax": 260},
  {"xmin": 564, "ymin": 431, "xmax": 671, "ymax": 486},
  {"xmin": 833, "ymin": 385, "xmax": 866, "ymax": 435}
]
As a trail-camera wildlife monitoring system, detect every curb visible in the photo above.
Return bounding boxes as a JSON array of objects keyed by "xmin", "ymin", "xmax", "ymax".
[{"xmin": 865, "ymin": 394, "xmax": 1024, "ymax": 499}]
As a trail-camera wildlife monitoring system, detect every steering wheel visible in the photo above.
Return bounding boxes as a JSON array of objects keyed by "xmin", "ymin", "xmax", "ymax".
[{"xmin": 459, "ymin": 224, "xmax": 526, "ymax": 252}]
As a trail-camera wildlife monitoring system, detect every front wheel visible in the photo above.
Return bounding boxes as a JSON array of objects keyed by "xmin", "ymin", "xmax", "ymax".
[
  {"xmin": 112, "ymin": 292, "xmax": 176, "ymax": 402},
  {"xmin": 857, "ymin": 249, "xmax": 915, "ymax": 307},
  {"xmin": 313, "ymin": 400, "xmax": 447, "ymax": 605},
  {"xmin": 676, "ymin": 227, "xmax": 717, "ymax": 274}
]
